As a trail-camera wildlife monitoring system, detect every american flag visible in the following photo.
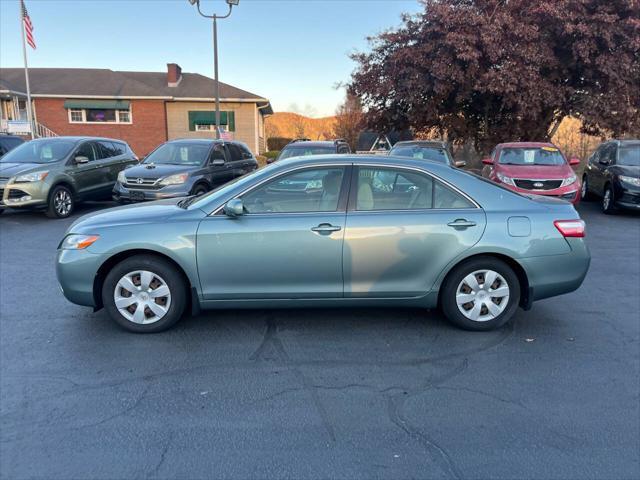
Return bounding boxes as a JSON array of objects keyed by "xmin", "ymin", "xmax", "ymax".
[{"xmin": 21, "ymin": 0, "xmax": 36, "ymax": 50}]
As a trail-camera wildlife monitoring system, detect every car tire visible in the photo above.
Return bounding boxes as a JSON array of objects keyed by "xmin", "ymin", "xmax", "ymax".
[
  {"xmin": 192, "ymin": 184, "xmax": 209, "ymax": 197},
  {"xmin": 602, "ymin": 185, "xmax": 616, "ymax": 214},
  {"xmin": 440, "ymin": 256, "xmax": 520, "ymax": 331},
  {"xmin": 46, "ymin": 185, "xmax": 75, "ymax": 219},
  {"xmin": 102, "ymin": 255, "xmax": 187, "ymax": 333},
  {"xmin": 581, "ymin": 175, "xmax": 594, "ymax": 201}
]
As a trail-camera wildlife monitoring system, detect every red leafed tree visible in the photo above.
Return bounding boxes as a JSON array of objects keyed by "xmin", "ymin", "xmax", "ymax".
[{"xmin": 349, "ymin": 0, "xmax": 640, "ymax": 154}]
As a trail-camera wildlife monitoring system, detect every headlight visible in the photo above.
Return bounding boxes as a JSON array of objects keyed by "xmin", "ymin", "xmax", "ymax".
[
  {"xmin": 619, "ymin": 175, "xmax": 640, "ymax": 187},
  {"xmin": 561, "ymin": 173, "xmax": 577, "ymax": 187},
  {"xmin": 159, "ymin": 173, "xmax": 189, "ymax": 186},
  {"xmin": 496, "ymin": 172, "xmax": 515, "ymax": 186},
  {"xmin": 13, "ymin": 171, "xmax": 49, "ymax": 183},
  {"xmin": 60, "ymin": 234, "xmax": 100, "ymax": 250},
  {"xmin": 117, "ymin": 171, "xmax": 127, "ymax": 183}
]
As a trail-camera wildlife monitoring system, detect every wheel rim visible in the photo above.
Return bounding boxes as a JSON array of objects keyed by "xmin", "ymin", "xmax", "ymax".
[
  {"xmin": 455, "ymin": 269, "xmax": 510, "ymax": 322},
  {"xmin": 114, "ymin": 270, "xmax": 172, "ymax": 325},
  {"xmin": 581, "ymin": 178, "xmax": 587, "ymax": 198},
  {"xmin": 54, "ymin": 190, "xmax": 72, "ymax": 216},
  {"xmin": 603, "ymin": 189, "xmax": 611, "ymax": 210}
]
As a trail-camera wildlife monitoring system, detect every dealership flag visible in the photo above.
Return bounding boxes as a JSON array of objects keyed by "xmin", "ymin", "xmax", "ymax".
[{"xmin": 21, "ymin": 0, "xmax": 36, "ymax": 49}]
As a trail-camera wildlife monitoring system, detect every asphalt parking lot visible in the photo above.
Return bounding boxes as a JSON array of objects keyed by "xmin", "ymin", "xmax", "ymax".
[{"xmin": 0, "ymin": 201, "xmax": 638, "ymax": 480}]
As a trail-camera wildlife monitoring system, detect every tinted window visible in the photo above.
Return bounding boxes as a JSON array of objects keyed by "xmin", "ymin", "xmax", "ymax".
[
  {"xmin": 356, "ymin": 167, "xmax": 473, "ymax": 211},
  {"xmin": 278, "ymin": 146, "xmax": 335, "ymax": 160},
  {"xmin": 499, "ymin": 147, "xmax": 566, "ymax": 166},
  {"xmin": 144, "ymin": 143, "xmax": 209, "ymax": 166},
  {"xmin": 242, "ymin": 167, "xmax": 345, "ymax": 214},
  {"xmin": 238, "ymin": 144, "xmax": 254, "ymax": 159},
  {"xmin": 391, "ymin": 146, "xmax": 451, "ymax": 164},
  {"xmin": 210, "ymin": 145, "xmax": 226, "ymax": 162},
  {"xmin": 112, "ymin": 142, "xmax": 126, "ymax": 156},
  {"xmin": 76, "ymin": 142, "xmax": 96, "ymax": 162},
  {"xmin": 226, "ymin": 144, "xmax": 243, "ymax": 162},
  {"xmin": 97, "ymin": 141, "xmax": 118, "ymax": 159},
  {"xmin": 0, "ymin": 139, "xmax": 76, "ymax": 164}
]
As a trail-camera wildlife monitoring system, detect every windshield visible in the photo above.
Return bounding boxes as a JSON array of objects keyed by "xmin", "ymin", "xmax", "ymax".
[
  {"xmin": 499, "ymin": 147, "xmax": 566, "ymax": 166},
  {"xmin": 391, "ymin": 146, "xmax": 451, "ymax": 164},
  {"xmin": 0, "ymin": 139, "xmax": 76, "ymax": 164},
  {"xmin": 618, "ymin": 145, "xmax": 640, "ymax": 166},
  {"xmin": 277, "ymin": 146, "xmax": 335, "ymax": 161},
  {"xmin": 144, "ymin": 143, "xmax": 210, "ymax": 166}
]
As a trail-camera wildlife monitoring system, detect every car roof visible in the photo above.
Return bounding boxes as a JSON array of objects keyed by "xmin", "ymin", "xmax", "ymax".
[
  {"xmin": 615, "ymin": 139, "xmax": 640, "ymax": 146},
  {"xmin": 283, "ymin": 141, "xmax": 337, "ymax": 148},
  {"xmin": 496, "ymin": 142, "xmax": 558, "ymax": 149},
  {"xmin": 31, "ymin": 136, "xmax": 128, "ymax": 144},
  {"xmin": 392, "ymin": 140, "xmax": 448, "ymax": 148},
  {"xmin": 272, "ymin": 154, "xmax": 454, "ymax": 172}
]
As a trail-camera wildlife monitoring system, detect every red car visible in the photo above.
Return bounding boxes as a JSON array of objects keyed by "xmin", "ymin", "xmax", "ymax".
[{"xmin": 482, "ymin": 142, "xmax": 581, "ymax": 204}]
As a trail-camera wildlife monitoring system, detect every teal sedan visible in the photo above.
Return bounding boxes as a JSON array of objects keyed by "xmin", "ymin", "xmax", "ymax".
[{"xmin": 56, "ymin": 155, "xmax": 590, "ymax": 333}]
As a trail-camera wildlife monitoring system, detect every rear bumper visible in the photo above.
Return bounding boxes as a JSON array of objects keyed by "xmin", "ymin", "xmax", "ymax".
[{"xmin": 520, "ymin": 238, "xmax": 590, "ymax": 302}]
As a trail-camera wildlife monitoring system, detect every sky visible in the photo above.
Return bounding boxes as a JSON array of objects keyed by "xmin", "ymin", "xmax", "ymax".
[{"xmin": 0, "ymin": 0, "xmax": 422, "ymax": 117}]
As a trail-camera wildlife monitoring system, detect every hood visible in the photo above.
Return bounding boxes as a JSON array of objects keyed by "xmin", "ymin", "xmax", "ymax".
[
  {"xmin": 610, "ymin": 165, "xmax": 640, "ymax": 178},
  {"xmin": 0, "ymin": 162, "xmax": 46, "ymax": 179},
  {"xmin": 69, "ymin": 198, "xmax": 203, "ymax": 232},
  {"xmin": 496, "ymin": 163, "xmax": 574, "ymax": 179},
  {"xmin": 122, "ymin": 163, "xmax": 198, "ymax": 180}
]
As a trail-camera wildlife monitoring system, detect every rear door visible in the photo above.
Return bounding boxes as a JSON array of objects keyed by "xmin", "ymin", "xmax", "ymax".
[
  {"xmin": 343, "ymin": 165, "xmax": 485, "ymax": 298},
  {"xmin": 206, "ymin": 143, "xmax": 231, "ymax": 187},
  {"xmin": 237, "ymin": 143, "xmax": 258, "ymax": 175},
  {"xmin": 224, "ymin": 143, "xmax": 246, "ymax": 178}
]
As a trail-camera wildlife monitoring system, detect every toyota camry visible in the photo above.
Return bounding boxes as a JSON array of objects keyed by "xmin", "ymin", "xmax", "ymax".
[{"xmin": 56, "ymin": 155, "xmax": 590, "ymax": 333}]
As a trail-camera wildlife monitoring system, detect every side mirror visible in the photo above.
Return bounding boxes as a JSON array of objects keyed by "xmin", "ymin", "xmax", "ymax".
[
  {"xmin": 75, "ymin": 155, "xmax": 89, "ymax": 164},
  {"xmin": 211, "ymin": 158, "xmax": 225, "ymax": 167},
  {"xmin": 569, "ymin": 157, "xmax": 581, "ymax": 166},
  {"xmin": 599, "ymin": 158, "xmax": 610, "ymax": 165},
  {"xmin": 482, "ymin": 157, "xmax": 493, "ymax": 165},
  {"xmin": 223, "ymin": 198, "xmax": 244, "ymax": 217},
  {"xmin": 454, "ymin": 160, "xmax": 466, "ymax": 168}
]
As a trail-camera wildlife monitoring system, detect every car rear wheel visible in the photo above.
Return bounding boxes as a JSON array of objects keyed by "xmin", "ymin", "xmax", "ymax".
[
  {"xmin": 46, "ymin": 185, "xmax": 74, "ymax": 219},
  {"xmin": 602, "ymin": 185, "xmax": 616, "ymax": 214},
  {"xmin": 440, "ymin": 257, "xmax": 520, "ymax": 331},
  {"xmin": 192, "ymin": 184, "xmax": 208, "ymax": 196},
  {"xmin": 102, "ymin": 255, "xmax": 187, "ymax": 333}
]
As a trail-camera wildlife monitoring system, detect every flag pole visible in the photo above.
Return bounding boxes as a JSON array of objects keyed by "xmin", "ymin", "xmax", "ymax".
[{"xmin": 19, "ymin": 1, "xmax": 35, "ymax": 139}]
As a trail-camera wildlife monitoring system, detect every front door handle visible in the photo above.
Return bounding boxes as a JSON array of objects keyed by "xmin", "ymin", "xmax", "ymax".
[
  {"xmin": 447, "ymin": 219, "xmax": 477, "ymax": 229},
  {"xmin": 311, "ymin": 223, "xmax": 342, "ymax": 234}
]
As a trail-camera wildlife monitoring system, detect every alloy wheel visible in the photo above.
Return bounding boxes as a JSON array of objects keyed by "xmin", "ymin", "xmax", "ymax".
[
  {"xmin": 114, "ymin": 270, "xmax": 172, "ymax": 324},
  {"xmin": 54, "ymin": 190, "xmax": 72, "ymax": 216},
  {"xmin": 581, "ymin": 178, "xmax": 588, "ymax": 199},
  {"xmin": 455, "ymin": 269, "xmax": 510, "ymax": 322},
  {"xmin": 603, "ymin": 188, "xmax": 612, "ymax": 211}
]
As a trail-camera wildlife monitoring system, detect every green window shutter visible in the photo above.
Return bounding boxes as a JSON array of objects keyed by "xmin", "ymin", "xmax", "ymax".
[{"xmin": 227, "ymin": 111, "xmax": 235, "ymax": 132}]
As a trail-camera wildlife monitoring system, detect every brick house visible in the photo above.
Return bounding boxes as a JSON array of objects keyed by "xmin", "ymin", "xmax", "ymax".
[{"xmin": 0, "ymin": 64, "xmax": 273, "ymax": 155}]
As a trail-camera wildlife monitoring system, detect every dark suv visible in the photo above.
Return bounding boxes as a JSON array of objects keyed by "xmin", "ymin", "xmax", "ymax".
[
  {"xmin": 0, "ymin": 135, "xmax": 25, "ymax": 158},
  {"xmin": 581, "ymin": 139, "xmax": 640, "ymax": 213},
  {"xmin": 113, "ymin": 139, "xmax": 258, "ymax": 203},
  {"xmin": 270, "ymin": 139, "xmax": 351, "ymax": 163},
  {"xmin": 389, "ymin": 140, "xmax": 465, "ymax": 167}
]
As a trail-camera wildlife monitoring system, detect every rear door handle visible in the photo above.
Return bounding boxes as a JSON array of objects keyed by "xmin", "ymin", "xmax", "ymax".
[
  {"xmin": 311, "ymin": 223, "xmax": 342, "ymax": 234},
  {"xmin": 447, "ymin": 219, "xmax": 477, "ymax": 228}
]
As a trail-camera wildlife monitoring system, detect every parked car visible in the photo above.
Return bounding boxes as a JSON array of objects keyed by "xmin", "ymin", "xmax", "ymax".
[
  {"xmin": 581, "ymin": 139, "xmax": 640, "ymax": 213},
  {"xmin": 0, "ymin": 134, "xmax": 25, "ymax": 158},
  {"xmin": 269, "ymin": 139, "xmax": 351, "ymax": 164},
  {"xmin": 56, "ymin": 155, "xmax": 590, "ymax": 334},
  {"xmin": 389, "ymin": 140, "xmax": 465, "ymax": 167},
  {"xmin": 0, "ymin": 136, "xmax": 137, "ymax": 218},
  {"xmin": 113, "ymin": 139, "xmax": 258, "ymax": 203},
  {"xmin": 482, "ymin": 142, "xmax": 581, "ymax": 204}
]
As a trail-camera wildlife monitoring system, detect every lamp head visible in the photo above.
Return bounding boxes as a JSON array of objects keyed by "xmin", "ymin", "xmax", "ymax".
[{"xmin": 226, "ymin": 0, "xmax": 239, "ymax": 5}]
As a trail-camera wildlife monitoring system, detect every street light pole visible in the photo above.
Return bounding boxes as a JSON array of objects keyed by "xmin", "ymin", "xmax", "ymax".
[{"xmin": 189, "ymin": 0, "xmax": 237, "ymax": 140}]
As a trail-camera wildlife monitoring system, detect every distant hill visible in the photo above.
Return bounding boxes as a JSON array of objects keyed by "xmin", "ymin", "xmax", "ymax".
[{"xmin": 265, "ymin": 112, "xmax": 337, "ymax": 140}]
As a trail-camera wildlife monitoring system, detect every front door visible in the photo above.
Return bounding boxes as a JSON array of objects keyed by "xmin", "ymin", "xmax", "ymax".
[
  {"xmin": 343, "ymin": 166, "xmax": 486, "ymax": 298},
  {"xmin": 196, "ymin": 166, "xmax": 350, "ymax": 300},
  {"xmin": 68, "ymin": 141, "xmax": 102, "ymax": 199}
]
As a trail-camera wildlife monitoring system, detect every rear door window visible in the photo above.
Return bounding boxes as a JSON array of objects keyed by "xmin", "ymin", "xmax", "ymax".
[
  {"xmin": 226, "ymin": 144, "xmax": 243, "ymax": 162},
  {"xmin": 97, "ymin": 141, "xmax": 118, "ymax": 159}
]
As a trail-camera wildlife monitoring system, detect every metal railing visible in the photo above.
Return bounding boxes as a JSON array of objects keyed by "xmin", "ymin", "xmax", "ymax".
[{"xmin": 34, "ymin": 122, "xmax": 58, "ymax": 138}]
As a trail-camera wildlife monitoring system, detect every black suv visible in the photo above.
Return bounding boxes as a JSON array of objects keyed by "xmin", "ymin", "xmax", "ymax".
[
  {"xmin": 581, "ymin": 139, "xmax": 639, "ymax": 213},
  {"xmin": 0, "ymin": 135, "xmax": 25, "ymax": 158},
  {"xmin": 113, "ymin": 139, "xmax": 258, "ymax": 203},
  {"xmin": 270, "ymin": 139, "xmax": 351, "ymax": 163},
  {"xmin": 389, "ymin": 140, "xmax": 465, "ymax": 167}
]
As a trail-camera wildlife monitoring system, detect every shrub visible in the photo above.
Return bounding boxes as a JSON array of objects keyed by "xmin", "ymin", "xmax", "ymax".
[{"xmin": 264, "ymin": 150, "xmax": 280, "ymax": 159}]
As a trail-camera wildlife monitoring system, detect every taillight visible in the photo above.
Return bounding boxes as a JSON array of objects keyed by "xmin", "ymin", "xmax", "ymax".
[{"xmin": 554, "ymin": 219, "xmax": 586, "ymax": 238}]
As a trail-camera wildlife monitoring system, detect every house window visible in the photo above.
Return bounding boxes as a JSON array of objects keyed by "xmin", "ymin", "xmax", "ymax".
[
  {"xmin": 195, "ymin": 123, "xmax": 228, "ymax": 132},
  {"xmin": 67, "ymin": 107, "xmax": 132, "ymax": 124},
  {"xmin": 70, "ymin": 109, "xmax": 83, "ymax": 122}
]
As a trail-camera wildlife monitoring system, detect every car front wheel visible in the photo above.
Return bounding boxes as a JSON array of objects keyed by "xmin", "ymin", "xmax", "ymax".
[
  {"xmin": 102, "ymin": 255, "xmax": 187, "ymax": 333},
  {"xmin": 581, "ymin": 175, "xmax": 593, "ymax": 201},
  {"xmin": 440, "ymin": 257, "xmax": 520, "ymax": 331},
  {"xmin": 46, "ymin": 185, "xmax": 75, "ymax": 219},
  {"xmin": 602, "ymin": 185, "xmax": 616, "ymax": 214}
]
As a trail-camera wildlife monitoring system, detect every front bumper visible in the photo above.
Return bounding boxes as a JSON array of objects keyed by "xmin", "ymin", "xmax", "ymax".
[
  {"xmin": 615, "ymin": 183, "xmax": 640, "ymax": 210},
  {"xmin": 56, "ymin": 248, "xmax": 105, "ymax": 307},
  {"xmin": 112, "ymin": 181, "xmax": 191, "ymax": 203},
  {"xmin": 499, "ymin": 181, "xmax": 581, "ymax": 205},
  {"xmin": 0, "ymin": 181, "xmax": 48, "ymax": 209}
]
